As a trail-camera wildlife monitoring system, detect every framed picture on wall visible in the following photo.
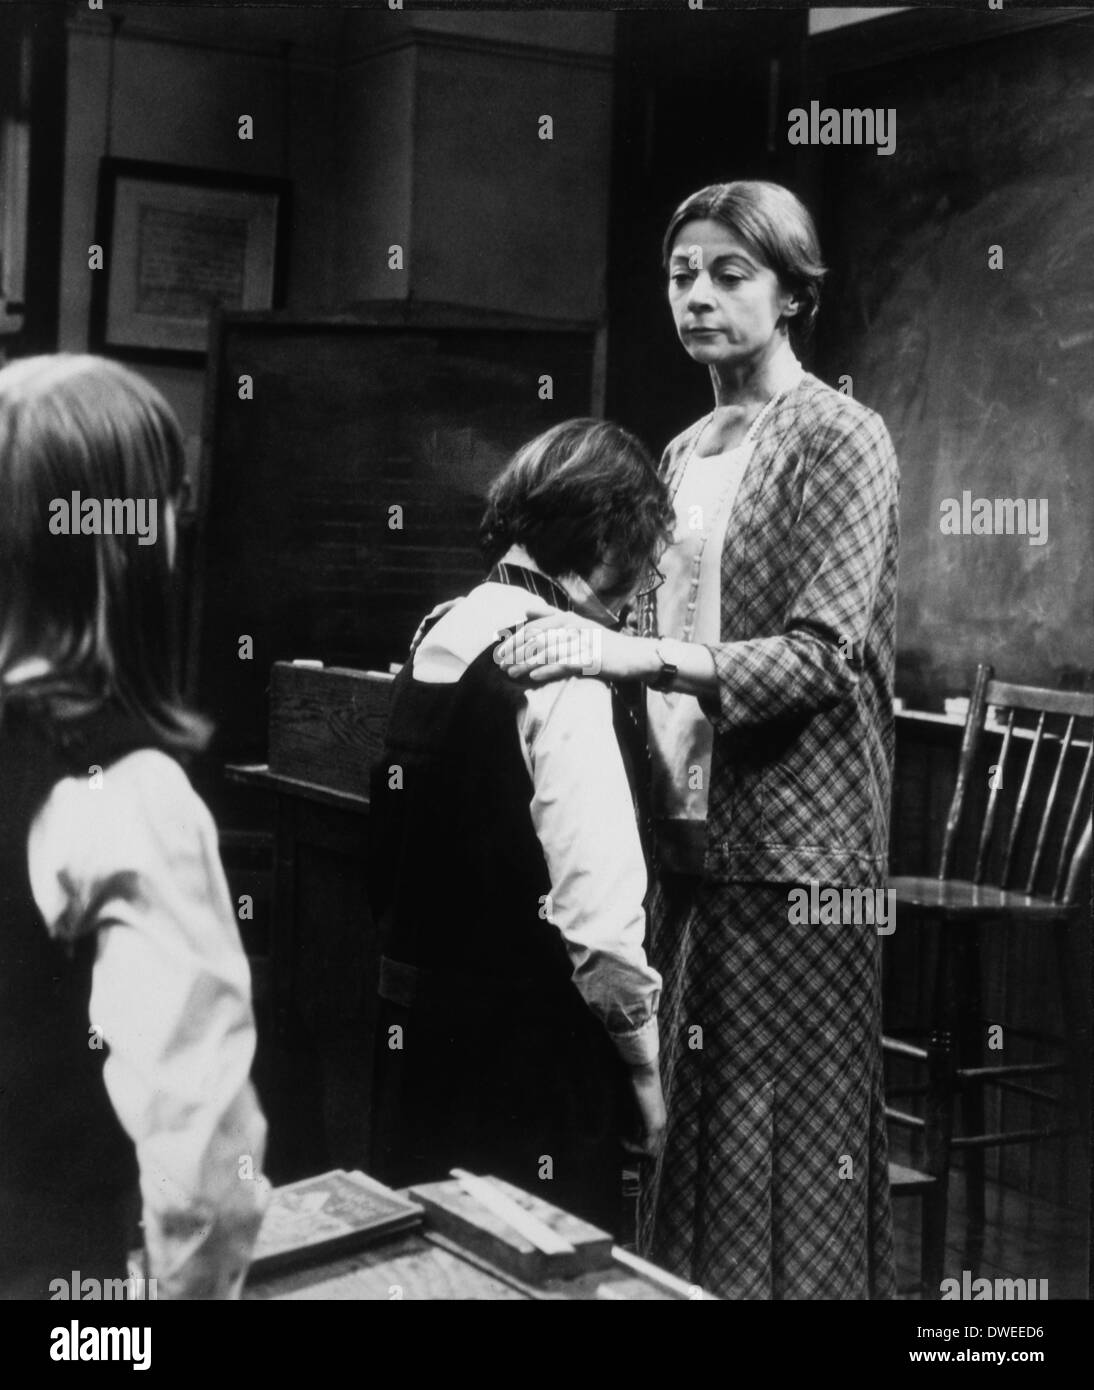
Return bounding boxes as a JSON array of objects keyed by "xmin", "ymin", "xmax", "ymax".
[{"xmin": 89, "ymin": 158, "xmax": 290, "ymax": 365}]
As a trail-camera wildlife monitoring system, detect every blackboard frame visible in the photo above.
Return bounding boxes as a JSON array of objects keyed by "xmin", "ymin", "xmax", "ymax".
[{"xmin": 183, "ymin": 303, "xmax": 603, "ymax": 752}]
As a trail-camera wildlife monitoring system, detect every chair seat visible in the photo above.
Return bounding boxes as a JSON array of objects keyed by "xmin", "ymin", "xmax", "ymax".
[
  {"xmin": 888, "ymin": 875, "xmax": 1070, "ymax": 921},
  {"xmin": 888, "ymin": 1161, "xmax": 936, "ymax": 1194}
]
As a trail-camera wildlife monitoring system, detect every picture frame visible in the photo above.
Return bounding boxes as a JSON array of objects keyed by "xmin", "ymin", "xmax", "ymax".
[{"xmin": 89, "ymin": 158, "xmax": 290, "ymax": 365}]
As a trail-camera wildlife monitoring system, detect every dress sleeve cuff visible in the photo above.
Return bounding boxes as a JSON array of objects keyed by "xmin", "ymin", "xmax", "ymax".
[
  {"xmin": 697, "ymin": 643, "xmax": 733, "ymax": 729},
  {"xmin": 609, "ymin": 1014, "xmax": 659, "ymax": 1068}
]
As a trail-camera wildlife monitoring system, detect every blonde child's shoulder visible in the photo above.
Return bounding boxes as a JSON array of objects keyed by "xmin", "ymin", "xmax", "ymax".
[{"xmin": 28, "ymin": 747, "xmax": 217, "ymax": 942}]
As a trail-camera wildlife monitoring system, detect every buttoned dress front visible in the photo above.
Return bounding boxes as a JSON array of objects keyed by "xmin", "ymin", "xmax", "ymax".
[{"xmin": 636, "ymin": 372, "xmax": 900, "ymax": 1300}]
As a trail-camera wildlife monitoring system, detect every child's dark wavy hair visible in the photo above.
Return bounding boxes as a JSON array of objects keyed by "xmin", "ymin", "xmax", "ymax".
[
  {"xmin": 480, "ymin": 418, "xmax": 673, "ymax": 591},
  {"xmin": 0, "ymin": 354, "xmax": 208, "ymax": 752}
]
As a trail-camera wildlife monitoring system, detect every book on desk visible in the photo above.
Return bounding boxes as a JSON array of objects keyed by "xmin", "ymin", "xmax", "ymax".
[
  {"xmin": 246, "ymin": 1169, "xmax": 706, "ymax": 1298},
  {"xmin": 249, "ymin": 1170, "xmax": 423, "ymax": 1278}
]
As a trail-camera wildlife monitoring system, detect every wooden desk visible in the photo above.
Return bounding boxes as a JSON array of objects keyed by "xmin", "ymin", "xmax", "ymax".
[
  {"xmin": 226, "ymin": 762, "xmax": 377, "ymax": 1182},
  {"xmin": 246, "ymin": 1230, "xmax": 699, "ymax": 1301}
]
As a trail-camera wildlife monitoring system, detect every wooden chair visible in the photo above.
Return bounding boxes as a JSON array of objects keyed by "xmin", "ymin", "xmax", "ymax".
[{"xmin": 884, "ymin": 665, "xmax": 1092, "ymax": 1297}]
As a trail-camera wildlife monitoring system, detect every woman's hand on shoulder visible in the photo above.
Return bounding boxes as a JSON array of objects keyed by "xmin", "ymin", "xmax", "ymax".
[{"xmin": 494, "ymin": 612, "xmax": 652, "ymax": 685}]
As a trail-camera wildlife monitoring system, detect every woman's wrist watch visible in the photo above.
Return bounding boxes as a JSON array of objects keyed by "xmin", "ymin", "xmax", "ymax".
[{"xmin": 648, "ymin": 644, "xmax": 678, "ymax": 692}]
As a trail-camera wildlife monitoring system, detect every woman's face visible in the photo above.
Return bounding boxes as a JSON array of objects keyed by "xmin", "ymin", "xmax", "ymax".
[{"xmin": 667, "ymin": 218, "xmax": 796, "ymax": 368}]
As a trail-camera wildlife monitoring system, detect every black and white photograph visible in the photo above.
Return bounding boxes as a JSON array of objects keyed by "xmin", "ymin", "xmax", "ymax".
[{"xmin": 0, "ymin": 0, "xmax": 1090, "ymax": 1358}]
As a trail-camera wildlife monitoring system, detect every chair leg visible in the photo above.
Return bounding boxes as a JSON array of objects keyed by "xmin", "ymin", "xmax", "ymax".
[
  {"xmin": 1053, "ymin": 916, "xmax": 1091, "ymax": 1152},
  {"xmin": 921, "ymin": 1181, "xmax": 949, "ymax": 1299},
  {"xmin": 955, "ymin": 927, "xmax": 986, "ymax": 1274},
  {"xmin": 921, "ymin": 1029, "xmax": 955, "ymax": 1297}
]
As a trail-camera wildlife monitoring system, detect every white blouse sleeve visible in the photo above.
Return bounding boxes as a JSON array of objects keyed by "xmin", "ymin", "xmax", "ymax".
[
  {"xmin": 519, "ymin": 678, "xmax": 661, "ymax": 1067},
  {"xmin": 27, "ymin": 749, "xmax": 269, "ymax": 1299}
]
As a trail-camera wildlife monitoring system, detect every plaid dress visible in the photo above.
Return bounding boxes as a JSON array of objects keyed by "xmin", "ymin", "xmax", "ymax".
[{"xmin": 636, "ymin": 375, "xmax": 899, "ymax": 1299}]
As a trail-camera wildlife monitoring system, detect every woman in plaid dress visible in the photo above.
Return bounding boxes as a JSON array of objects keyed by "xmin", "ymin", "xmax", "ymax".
[{"xmin": 496, "ymin": 181, "xmax": 898, "ymax": 1299}]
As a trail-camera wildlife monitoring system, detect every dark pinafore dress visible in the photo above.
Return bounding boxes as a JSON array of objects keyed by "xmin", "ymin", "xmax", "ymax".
[
  {"xmin": 0, "ymin": 691, "xmax": 146, "ymax": 1298},
  {"xmin": 366, "ymin": 564, "xmax": 649, "ymax": 1235}
]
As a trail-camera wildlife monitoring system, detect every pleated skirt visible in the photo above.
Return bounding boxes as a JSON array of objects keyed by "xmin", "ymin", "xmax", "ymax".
[{"xmin": 637, "ymin": 874, "xmax": 897, "ymax": 1300}]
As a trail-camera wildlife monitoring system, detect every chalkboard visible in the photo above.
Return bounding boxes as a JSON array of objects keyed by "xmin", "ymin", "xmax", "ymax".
[
  {"xmin": 190, "ymin": 307, "xmax": 597, "ymax": 758},
  {"xmin": 814, "ymin": 14, "xmax": 1094, "ymax": 704}
]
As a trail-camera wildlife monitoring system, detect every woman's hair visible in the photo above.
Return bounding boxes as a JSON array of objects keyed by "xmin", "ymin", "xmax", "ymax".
[
  {"xmin": 480, "ymin": 418, "xmax": 673, "ymax": 590},
  {"xmin": 662, "ymin": 180, "xmax": 827, "ymax": 345},
  {"xmin": 0, "ymin": 353, "xmax": 208, "ymax": 752}
]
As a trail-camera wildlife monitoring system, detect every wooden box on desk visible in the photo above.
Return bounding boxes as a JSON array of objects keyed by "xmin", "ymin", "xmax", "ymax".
[{"xmin": 268, "ymin": 662, "xmax": 395, "ymax": 800}]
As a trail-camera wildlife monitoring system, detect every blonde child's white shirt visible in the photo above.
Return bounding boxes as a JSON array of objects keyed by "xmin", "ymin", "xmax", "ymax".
[
  {"xmin": 409, "ymin": 544, "xmax": 661, "ymax": 1067},
  {"xmin": 27, "ymin": 747, "xmax": 268, "ymax": 1299}
]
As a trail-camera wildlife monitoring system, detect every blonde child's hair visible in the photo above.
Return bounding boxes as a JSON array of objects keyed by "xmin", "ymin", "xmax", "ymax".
[{"xmin": 0, "ymin": 354, "xmax": 207, "ymax": 750}]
